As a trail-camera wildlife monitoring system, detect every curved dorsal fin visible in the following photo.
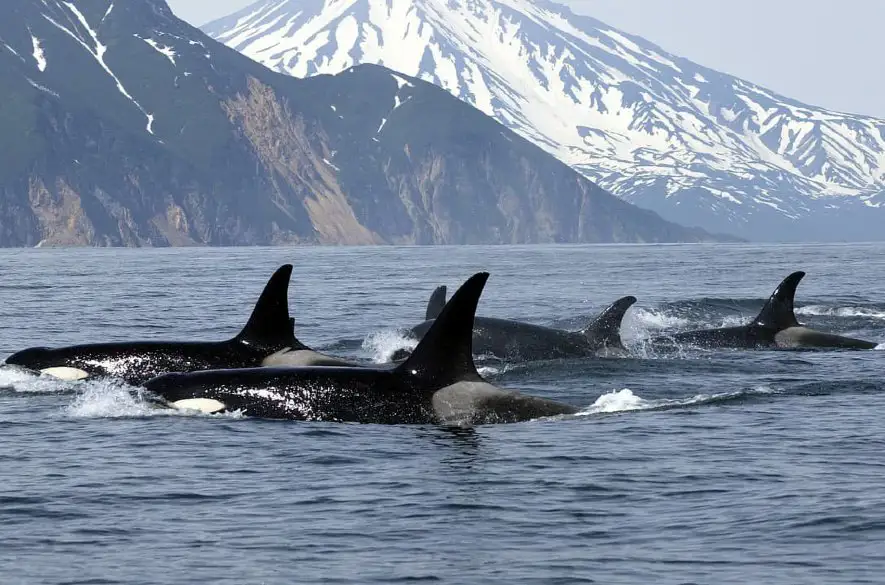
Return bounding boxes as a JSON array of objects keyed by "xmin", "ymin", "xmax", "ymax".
[
  {"xmin": 234, "ymin": 265, "xmax": 298, "ymax": 350},
  {"xmin": 581, "ymin": 296, "xmax": 637, "ymax": 348},
  {"xmin": 753, "ymin": 271, "xmax": 804, "ymax": 331},
  {"xmin": 396, "ymin": 273, "xmax": 488, "ymax": 386},
  {"xmin": 425, "ymin": 286, "xmax": 448, "ymax": 320}
]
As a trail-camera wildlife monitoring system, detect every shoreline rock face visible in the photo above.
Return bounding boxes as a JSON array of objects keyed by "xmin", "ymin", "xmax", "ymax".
[{"xmin": 0, "ymin": 0, "xmax": 735, "ymax": 247}]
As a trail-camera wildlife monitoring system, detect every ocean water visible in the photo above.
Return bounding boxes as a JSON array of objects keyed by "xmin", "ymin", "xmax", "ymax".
[{"xmin": 1, "ymin": 243, "xmax": 884, "ymax": 585}]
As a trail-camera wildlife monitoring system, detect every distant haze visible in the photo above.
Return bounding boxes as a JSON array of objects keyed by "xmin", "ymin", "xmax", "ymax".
[{"xmin": 166, "ymin": 0, "xmax": 884, "ymax": 118}]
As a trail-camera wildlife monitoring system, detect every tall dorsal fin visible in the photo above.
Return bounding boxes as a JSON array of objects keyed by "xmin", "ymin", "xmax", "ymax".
[
  {"xmin": 396, "ymin": 273, "xmax": 488, "ymax": 386},
  {"xmin": 425, "ymin": 285, "xmax": 448, "ymax": 320},
  {"xmin": 234, "ymin": 265, "xmax": 297, "ymax": 350},
  {"xmin": 753, "ymin": 271, "xmax": 804, "ymax": 330},
  {"xmin": 581, "ymin": 296, "xmax": 637, "ymax": 348}
]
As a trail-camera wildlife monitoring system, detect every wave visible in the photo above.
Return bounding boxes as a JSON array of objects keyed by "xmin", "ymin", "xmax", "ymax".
[
  {"xmin": 624, "ymin": 307, "xmax": 746, "ymax": 342},
  {"xmin": 797, "ymin": 305, "xmax": 885, "ymax": 320},
  {"xmin": 574, "ymin": 386, "xmax": 780, "ymax": 416},
  {"xmin": 0, "ymin": 366, "xmax": 80, "ymax": 394},
  {"xmin": 64, "ymin": 379, "xmax": 168, "ymax": 418},
  {"xmin": 623, "ymin": 308, "xmax": 690, "ymax": 334},
  {"xmin": 63, "ymin": 379, "xmax": 250, "ymax": 420},
  {"xmin": 63, "ymin": 384, "xmax": 782, "ymax": 422}
]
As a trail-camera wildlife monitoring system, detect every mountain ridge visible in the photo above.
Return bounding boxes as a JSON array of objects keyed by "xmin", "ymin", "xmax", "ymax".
[
  {"xmin": 0, "ymin": 0, "xmax": 726, "ymax": 247},
  {"xmin": 204, "ymin": 0, "xmax": 885, "ymax": 241}
]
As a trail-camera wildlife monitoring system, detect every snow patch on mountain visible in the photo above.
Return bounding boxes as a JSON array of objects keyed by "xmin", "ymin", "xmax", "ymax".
[
  {"xmin": 204, "ymin": 0, "xmax": 885, "ymax": 240},
  {"xmin": 27, "ymin": 77, "xmax": 59, "ymax": 97},
  {"xmin": 30, "ymin": 32, "xmax": 47, "ymax": 71},
  {"xmin": 42, "ymin": 1, "xmax": 156, "ymax": 135},
  {"xmin": 2, "ymin": 40, "xmax": 24, "ymax": 60},
  {"xmin": 101, "ymin": 2, "xmax": 114, "ymax": 24},
  {"xmin": 140, "ymin": 36, "xmax": 177, "ymax": 66}
]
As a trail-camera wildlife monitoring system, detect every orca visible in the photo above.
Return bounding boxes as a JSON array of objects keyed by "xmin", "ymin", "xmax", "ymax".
[
  {"xmin": 653, "ymin": 271, "xmax": 879, "ymax": 350},
  {"xmin": 3, "ymin": 265, "xmax": 360, "ymax": 385},
  {"xmin": 392, "ymin": 285, "xmax": 637, "ymax": 362},
  {"xmin": 144, "ymin": 273, "xmax": 580, "ymax": 425}
]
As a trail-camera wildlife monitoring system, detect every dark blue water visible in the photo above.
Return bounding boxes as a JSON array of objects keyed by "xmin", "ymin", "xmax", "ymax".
[{"xmin": 1, "ymin": 243, "xmax": 884, "ymax": 584}]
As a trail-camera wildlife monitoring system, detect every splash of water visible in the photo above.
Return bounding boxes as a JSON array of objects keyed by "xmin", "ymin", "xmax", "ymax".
[
  {"xmin": 0, "ymin": 366, "xmax": 79, "ymax": 394},
  {"xmin": 65, "ymin": 379, "xmax": 168, "ymax": 418},
  {"xmin": 624, "ymin": 308, "xmax": 690, "ymax": 335},
  {"xmin": 576, "ymin": 386, "xmax": 780, "ymax": 416},
  {"xmin": 583, "ymin": 388, "xmax": 648, "ymax": 413},
  {"xmin": 361, "ymin": 329, "xmax": 417, "ymax": 363},
  {"xmin": 622, "ymin": 307, "xmax": 746, "ymax": 343},
  {"xmin": 62, "ymin": 379, "xmax": 247, "ymax": 420}
]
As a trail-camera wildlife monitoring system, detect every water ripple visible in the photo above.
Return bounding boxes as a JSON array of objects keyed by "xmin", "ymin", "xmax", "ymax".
[{"xmin": 0, "ymin": 244, "xmax": 884, "ymax": 584}]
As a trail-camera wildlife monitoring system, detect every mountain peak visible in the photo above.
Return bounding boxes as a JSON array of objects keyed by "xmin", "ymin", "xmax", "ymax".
[
  {"xmin": 0, "ymin": 0, "xmax": 724, "ymax": 246},
  {"xmin": 205, "ymin": 0, "xmax": 885, "ymax": 241}
]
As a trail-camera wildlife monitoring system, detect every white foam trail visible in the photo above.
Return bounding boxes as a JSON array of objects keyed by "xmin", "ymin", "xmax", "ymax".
[
  {"xmin": 583, "ymin": 388, "xmax": 647, "ymax": 413},
  {"xmin": 62, "ymin": 379, "xmax": 245, "ymax": 419},
  {"xmin": 576, "ymin": 386, "xmax": 780, "ymax": 416},
  {"xmin": 797, "ymin": 305, "xmax": 885, "ymax": 320},
  {"xmin": 477, "ymin": 365, "xmax": 501, "ymax": 377},
  {"xmin": 875, "ymin": 343, "xmax": 885, "ymax": 351},
  {"xmin": 65, "ymin": 380, "xmax": 162, "ymax": 418},
  {"xmin": 361, "ymin": 329, "xmax": 416, "ymax": 363},
  {"xmin": 0, "ymin": 367, "xmax": 40, "ymax": 388},
  {"xmin": 0, "ymin": 366, "xmax": 78, "ymax": 394}
]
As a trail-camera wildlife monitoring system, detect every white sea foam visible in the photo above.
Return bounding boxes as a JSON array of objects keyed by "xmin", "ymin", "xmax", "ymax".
[
  {"xmin": 0, "ymin": 366, "xmax": 78, "ymax": 394},
  {"xmin": 622, "ymin": 308, "xmax": 745, "ymax": 341},
  {"xmin": 63, "ymin": 379, "xmax": 244, "ymax": 419},
  {"xmin": 626, "ymin": 308, "xmax": 690, "ymax": 331},
  {"xmin": 477, "ymin": 365, "xmax": 501, "ymax": 377},
  {"xmin": 576, "ymin": 386, "xmax": 779, "ymax": 416},
  {"xmin": 65, "ymin": 379, "xmax": 160, "ymax": 418},
  {"xmin": 581, "ymin": 388, "xmax": 648, "ymax": 413},
  {"xmin": 621, "ymin": 308, "xmax": 690, "ymax": 344}
]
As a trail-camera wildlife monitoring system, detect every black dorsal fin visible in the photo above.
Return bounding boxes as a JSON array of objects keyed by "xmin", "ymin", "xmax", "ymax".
[
  {"xmin": 234, "ymin": 265, "xmax": 297, "ymax": 349},
  {"xmin": 581, "ymin": 296, "xmax": 637, "ymax": 348},
  {"xmin": 396, "ymin": 273, "xmax": 488, "ymax": 386},
  {"xmin": 425, "ymin": 285, "xmax": 448, "ymax": 320},
  {"xmin": 753, "ymin": 271, "xmax": 804, "ymax": 331}
]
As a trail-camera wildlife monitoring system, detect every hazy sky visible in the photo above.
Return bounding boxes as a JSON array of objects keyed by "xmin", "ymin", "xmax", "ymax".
[{"xmin": 166, "ymin": 0, "xmax": 883, "ymax": 118}]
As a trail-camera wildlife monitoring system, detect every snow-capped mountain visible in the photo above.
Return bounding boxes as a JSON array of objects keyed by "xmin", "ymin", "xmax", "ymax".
[
  {"xmin": 204, "ymin": 0, "xmax": 885, "ymax": 241},
  {"xmin": 0, "ymin": 0, "xmax": 719, "ymax": 246}
]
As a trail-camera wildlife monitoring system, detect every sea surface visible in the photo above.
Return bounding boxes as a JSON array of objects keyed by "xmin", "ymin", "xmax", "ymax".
[{"xmin": 1, "ymin": 243, "xmax": 884, "ymax": 585}]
